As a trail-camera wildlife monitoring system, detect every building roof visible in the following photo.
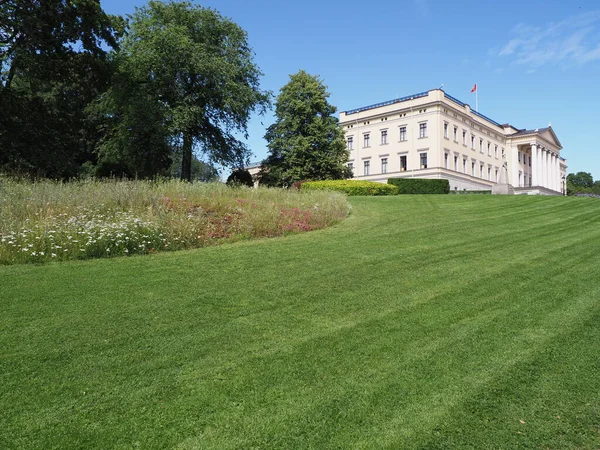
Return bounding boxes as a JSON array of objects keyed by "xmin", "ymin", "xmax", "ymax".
[{"xmin": 511, "ymin": 127, "xmax": 551, "ymax": 137}]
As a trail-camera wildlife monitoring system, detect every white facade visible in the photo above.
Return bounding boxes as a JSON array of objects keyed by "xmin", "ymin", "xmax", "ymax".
[{"xmin": 340, "ymin": 89, "xmax": 567, "ymax": 194}]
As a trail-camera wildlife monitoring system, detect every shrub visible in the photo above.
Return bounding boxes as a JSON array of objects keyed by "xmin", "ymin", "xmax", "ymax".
[
  {"xmin": 302, "ymin": 180, "xmax": 398, "ymax": 196},
  {"xmin": 387, "ymin": 178, "xmax": 450, "ymax": 194},
  {"xmin": 226, "ymin": 169, "xmax": 254, "ymax": 187}
]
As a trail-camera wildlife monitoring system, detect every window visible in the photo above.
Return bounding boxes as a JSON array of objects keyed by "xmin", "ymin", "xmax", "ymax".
[
  {"xmin": 454, "ymin": 155, "xmax": 458, "ymax": 171},
  {"xmin": 444, "ymin": 152, "xmax": 449, "ymax": 169},
  {"xmin": 348, "ymin": 162, "xmax": 353, "ymax": 171},
  {"xmin": 471, "ymin": 161, "xmax": 475, "ymax": 176},
  {"xmin": 528, "ymin": 155, "xmax": 531, "ymax": 167},
  {"xmin": 420, "ymin": 153, "xmax": 428, "ymax": 169},
  {"xmin": 381, "ymin": 158, "xmax": 388, "ymax": 174},
  {"xmin": 444, "ymin": 123, "xmax": 449, "ymax": 138},
  {"xmin": 488, "ymin": 167, "xmax": 491, "ymax": 180},
  {"xmin": 463, "ymin": 158, "xmax": 467, "ymax": 173},
  {"xmin": 454, "ymin": 126, "xmax": 458, "ymax": 141},
  {"xmin": 381, "ymin": 130, "xmax": 388, "ymax": 145},
  {"xmin": 494, "ymin": 145, "xmax": 498, "ymax": 158},
  {"xmin": 518, "ymin": 152, "xmax": 521, "ymax": 163},
  {"xmin": 495, "ymin": 169, "xmax": 498, "ymax": 182},
  {"xmin": 479, "ymin": 139, "xmax": 483, "ymax": 153},
  {"xmin": 364, "ymin": 134, "xmax": 370, "ymax": 148},
  {"xmin": 463, "ymin": 130, "xmax": 467, "ymax": 145},
  {"xmin": 347, "ymin": 136, "xmax": 353, "ymax": 150},
  {"xmin": 471, "ymin": 135, "xmax": 475, "ymax": 149},
  {"xmin": 400, "ymin": 155, "xmax": 407, "ymax": 171},
  {"xmin": 399, "ymin": 126, "xmax": 407, "ymax": 142},
  {"xmin": 487, "ymin": 142, "xmax": 491, "ymax": 156},
  {"xmin": 364, "ymin": 160, "xmax": 370, "ymax": 176},
  {"xmin": 419, "ymin": 123, "xmax": 427, "ymax": 138},
  {"xmin": 480, "ymin": 164, "xmax": 484, "ymax": 178}
]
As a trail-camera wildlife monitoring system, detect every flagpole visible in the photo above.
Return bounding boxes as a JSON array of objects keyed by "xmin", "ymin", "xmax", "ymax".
[{"xmin": 476, "ymin": 82, "xmax": 478, "ymax": 112}]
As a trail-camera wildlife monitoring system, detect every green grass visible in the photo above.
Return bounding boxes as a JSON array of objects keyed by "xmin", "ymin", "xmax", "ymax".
[{"xmin": 2, "ymin": 194, "xmax": 600, "ymax": 449}]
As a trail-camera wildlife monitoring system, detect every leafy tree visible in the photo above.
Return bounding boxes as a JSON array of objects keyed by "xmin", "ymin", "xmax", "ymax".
[
  {"xmin": 567, "ymin": 172, "xmax": 593, "ymax": 189},
  {"xmin": 0, "ymin": 0, "xmax": 124, "ymax": 177},
  {"xmin": 97, "ymin": 1, "xmax": 270, "ymax": 181},
  {"xmin": 566, "ymin": 172, "xmax": 595, "ymax": 195},
  {"xmin": 261, "ymin": 70, "xmax": 351, "ymax": 187},
  {"xmin": 226, "ymin": 169, "xmax": 254, "ymax": 187}
]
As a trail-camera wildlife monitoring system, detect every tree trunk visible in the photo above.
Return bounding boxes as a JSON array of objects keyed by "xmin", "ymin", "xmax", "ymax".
[{"xmin": 181, "ymin": 132, "xmax": 192, "ymax": 182}]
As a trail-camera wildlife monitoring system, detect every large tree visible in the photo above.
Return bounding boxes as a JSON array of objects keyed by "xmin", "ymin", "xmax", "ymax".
[
  {"xmin": 0, "ymin": 0, "xmax": 124, "ymax": 177},
  {"xmin": 97, "ymin": 1, "xmax": 270, "ymax": 181},
  {"xmin": 261, "ymin": 70, "xmax": 350, "ymax": 187}
]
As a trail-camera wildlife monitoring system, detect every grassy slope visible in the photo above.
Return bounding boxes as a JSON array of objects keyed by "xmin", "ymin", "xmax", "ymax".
[{"xmin": 1, "ymin": 195, "xmax": 599, "ymax": 449}]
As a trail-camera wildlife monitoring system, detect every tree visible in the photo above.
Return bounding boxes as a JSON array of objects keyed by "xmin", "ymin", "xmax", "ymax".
[
  {"xmin": 226, "ymin": 168, "xmax": 254, "ymax": 187},
  {"xmin": 0, "ymin": 0, "xmax": 124, "ymax": 177},
  {"xmin": 261, "ymin": 70, "xmax": 351, "ymax": 187},
  {"xmin": 566, "ymin": 172, "xmax": 594, "ymax": 195},
  {"xmin": 97, "ymin": 1, "xmax": 270, "ymax": 181}
]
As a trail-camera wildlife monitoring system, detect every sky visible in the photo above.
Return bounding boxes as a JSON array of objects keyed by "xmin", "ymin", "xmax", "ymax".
[{"xmin": 101, "ymin": 0, "xmax": 600, "ymax": 179}]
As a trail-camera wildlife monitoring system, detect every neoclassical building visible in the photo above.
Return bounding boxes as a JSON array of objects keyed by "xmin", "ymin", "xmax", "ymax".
[{"xmin": 340, "ymin": 89, "xmax": 567, "ymax": 194}]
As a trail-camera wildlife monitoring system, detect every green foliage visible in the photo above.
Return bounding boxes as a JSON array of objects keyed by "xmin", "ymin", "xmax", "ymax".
[
  {"xmin": 226, "ymin": 169, "xmax": 254, "ymax": 187},
  {"xmin": 261, "ymin": 70, "xmax": 351, "ymax": 186},
  {"xmin": 96, "ymin": 1, "xmax": 270, "ymax": 181},
  {"xmin": 0, "ymin": 0, "xmax": 124, "ymax": 178},
  {"xmin": 566, "ymin": 172, "xmax": 600, "ymax": 196},
  {"xmin": 302, "ymin": 180, "xmax": 398, "ymax": 196},
  {"xmin": 387, "ymin": 178, "xmax": 450, "ymax": 194}
]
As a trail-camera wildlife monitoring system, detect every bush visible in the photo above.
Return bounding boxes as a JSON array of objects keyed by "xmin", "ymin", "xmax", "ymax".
[
  {"xmin": 387, "ymin": 178, "xmax": 450, "ymax": 194},
  {"xmin": 302, "ymin": 180, "xmax": 398, "ymax": 196},
  {"xmin": 226, "ymin": 169, "xmax": 254, "ymax": 187}
]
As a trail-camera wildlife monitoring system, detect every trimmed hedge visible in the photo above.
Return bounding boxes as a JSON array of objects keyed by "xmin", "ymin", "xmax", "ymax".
[
  {"xmin": 387, "ymin": 178, "xmax": 450, "ymax": 194},
  {"xmin": 302, "ymin": 180, "xmax": 398, "ymax": 196}
]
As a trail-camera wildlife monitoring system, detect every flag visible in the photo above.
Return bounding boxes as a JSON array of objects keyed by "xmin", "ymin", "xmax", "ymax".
[{"xmin": 471, "ymin": 83, "xmax": 477, "ymax": 93}]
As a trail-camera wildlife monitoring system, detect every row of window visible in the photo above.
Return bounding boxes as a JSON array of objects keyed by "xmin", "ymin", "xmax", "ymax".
[
  {"xmin": 347, "ymin": 124, "xmax": 428, "ymax": 150},
  {"xmin": 348, "ymin": 154, "xmax": 426, "ymax": 176},
  {"xmin": 349, "ymin": 123, "xmax": 505, "ymax": 162}
]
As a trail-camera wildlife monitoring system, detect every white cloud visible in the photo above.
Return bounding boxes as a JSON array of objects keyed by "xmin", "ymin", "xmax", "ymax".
[{"xmin": 498, "ymin": 11, "xmax": 600, "ymax": 68}]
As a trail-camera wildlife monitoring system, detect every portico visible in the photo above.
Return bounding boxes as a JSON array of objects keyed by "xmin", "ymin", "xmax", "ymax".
[{"xmin": 507, "ymin": 126, "xmax": 565, "ymax": 193}]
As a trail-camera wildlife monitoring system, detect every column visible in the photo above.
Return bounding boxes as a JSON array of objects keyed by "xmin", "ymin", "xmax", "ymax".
[
  {"xmin": 539, "ymin": 148, "xmax": 545, "ymax": 188},
  {"xmin": 549, "ymin": 153, "xmax": 556, "ymax": 191},
  {"xmin": 546, "ymin": 150, "xmax": 552, "ymax": 189},
  {"xmin": 555, "ymin": 154, "xmax": 561, "ymax": 192},
  {"xmin": 531, "ymin": 144, "xmax": 538, "ymax": 186},
  {"xmin": 511, "ymin": 147, "xmax": 519, "ymax": 186}
]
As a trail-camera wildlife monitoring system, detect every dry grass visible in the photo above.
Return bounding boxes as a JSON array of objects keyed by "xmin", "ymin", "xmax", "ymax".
[{"xmin": 0, "ymin": 178, "xmax": 349, "ymax": 264}]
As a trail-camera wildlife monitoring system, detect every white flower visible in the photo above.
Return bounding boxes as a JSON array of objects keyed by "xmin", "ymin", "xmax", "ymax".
[{"xmin": 51, "ymin": 253, "xmax": 57, "ymax": 257}]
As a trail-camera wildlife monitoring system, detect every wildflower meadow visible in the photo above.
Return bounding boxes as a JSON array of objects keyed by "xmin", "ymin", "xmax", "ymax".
[{"xmin": 0, "ymin": 178, "xmax": 349, "ymax": 264}]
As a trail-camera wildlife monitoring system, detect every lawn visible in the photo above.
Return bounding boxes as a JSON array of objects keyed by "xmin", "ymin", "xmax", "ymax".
[{"xmin": 1, "ymin": 194, "xmax": 600, "ymax": 449}]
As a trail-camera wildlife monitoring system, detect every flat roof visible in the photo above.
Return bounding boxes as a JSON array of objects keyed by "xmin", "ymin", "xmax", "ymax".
[{"xmin": 343, "ymin": 89, "xmax": 504, "ymax": 129}]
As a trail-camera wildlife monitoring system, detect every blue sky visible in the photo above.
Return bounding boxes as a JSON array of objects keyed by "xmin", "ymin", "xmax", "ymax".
[{"xmin": 101, "ymin": 0, "xmax": 600, "ymax": 179}]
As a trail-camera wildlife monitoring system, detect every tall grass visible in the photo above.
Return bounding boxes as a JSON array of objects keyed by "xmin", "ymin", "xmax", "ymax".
[{"xmin": 0, "ymin": 178, "xmax": 349, "ymax": 264}]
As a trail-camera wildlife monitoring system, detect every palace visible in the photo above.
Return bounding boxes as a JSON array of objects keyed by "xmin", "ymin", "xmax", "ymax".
[{"xmin": 340, "ymin": 89, "xmax": 567, "ymax": 194}]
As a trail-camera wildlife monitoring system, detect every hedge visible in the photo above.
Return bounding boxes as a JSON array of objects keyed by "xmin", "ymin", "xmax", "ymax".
[
  {"xmin": 302, "ymin": 180, "xmax": 398, "ymax": 196},
  {"xmin": 387, "ymin": 178, "xmax": 450, "ymax": 194}
]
